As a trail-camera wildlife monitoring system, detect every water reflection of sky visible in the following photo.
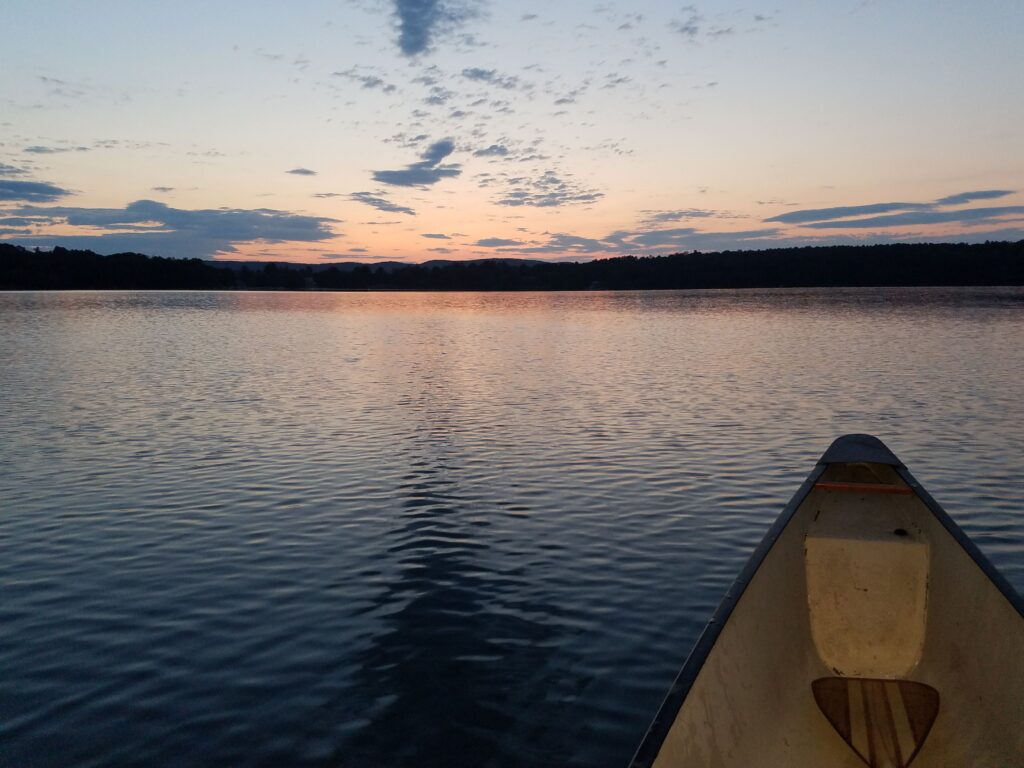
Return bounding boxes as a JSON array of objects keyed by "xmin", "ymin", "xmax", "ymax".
[{"xmin": 1, "ymin": 288, "xmax": 1022, "ymax": 767}]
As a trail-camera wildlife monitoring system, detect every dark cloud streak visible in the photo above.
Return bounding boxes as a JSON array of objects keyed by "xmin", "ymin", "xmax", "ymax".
[
  {"xmin": 474, "ymin": 237, "xmax": 523, "ymax": 247},
  {"xmin": 0, "ymin": 180, "xmax": 71, "ymax": 202},
  {"xmin": 803, "ymin": 206, "xmax": 1024, "ymax": 229},
  {"xmin": 4, "ymin": 199, "xmax": 337, "ymax": 259},
  {"xmin": 372, "ymin": 139, "xmax": 461, "ymax": 187},
  {"xmin": 392, "ymin": 0, "xmax": 477, "ymax": 56},
  {"xmin": 350, "ymin": 192, "xmax": 416, "ymax": 215},
  {"xmin": 768, "ymin": 190, "xmax": 1020, "ymax": 226}
]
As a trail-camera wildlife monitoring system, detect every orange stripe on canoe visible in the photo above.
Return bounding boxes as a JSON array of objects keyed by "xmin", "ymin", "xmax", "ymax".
[{"xmin": 814, "ymin": 481, "xmax": 914, "ymax": 495}]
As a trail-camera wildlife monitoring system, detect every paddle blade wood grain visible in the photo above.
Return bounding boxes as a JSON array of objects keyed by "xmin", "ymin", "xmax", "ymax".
[{"xmin": 812, "ymin": 677, "xmax": 939, "ymax": 767}]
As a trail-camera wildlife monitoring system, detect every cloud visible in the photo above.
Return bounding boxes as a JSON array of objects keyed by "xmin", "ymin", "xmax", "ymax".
[
  {"xmin": 0, "ymin": 163, "xmax": 29, "ymax": 177},
  {"xmin": 461, "ymin": 67, "xmax": 520, "ymax": 89},
  {"xmin": 802, "ymin": 206, "xmax": 1024, "ymax": 229},
  {"xmin": 350, "ymin": 191, "xmax": 416, "ymax": 215},
  {"xmin": 151, "ymin": 186, "xmax": 175, "ymax": 193},
  {"xmin": 639, "ymin": 208, "xmax": 720, "ymax": 225},
  {"xmin": 332, "ymin": 68, "xmax": 398, "ymax": 93},
  {"xmin": 473, "ymin": 144, "xmax": 509, "ymax": 157},
  {"xmin": 408, "ymin": 215, "xmax": 1024, "ymax": 259},
  {"xmin": 392, "ymin": 0, "xmax": 477, "ymax": 56},
  {"xmin": 421, "ymin": 232, "xmax": 450, "ymax": 239},
  {"xmin": 766, "ymin": 202, "xmax": 929, "ymax": 225},
  {"xmin": 423, "ymin": 85, "xmax": 455, "ymax": 105},
  {"xmin": 602, "ymin": 74, "xmax": 632, "ymax": 89},
  {"xmin": 767, "ymin": 190, "xmax": 1021, "ymax": 227},
  {"xmin": 623, "ymin": 227, "xmax": 782, "ymax": 249},
  {"xmin": 3, "ymin": 199, "xmax": 338, "ymax": 259},
  {"xmin": 287, "ymin": 168, "xmax": 317, "ymax": 176},
  {"xmin": 38, "ymin": 75, "xmax": 89, "ymax": 99},
  {"xmin": 0, "ymin": 180, "xmax": 71, "ymax": 202},
  {"xmin": 934, "ymin": 189, "xmax": 1014, "ymax": 205},
  {"xmin": 669, "ymin": 7, "xmax": 739, "ymax": 42},
  {"xmin": 319, "ymin": 249, "xmax": 371, "ymax": 260},
  {"xmin": 494, "ymin": 171, "xmax": 602, "ymax": 208},
  {"xmin": 374, "ymin": 167, "xmax": 461, "ymax": 186},
  {"xmin": 671, "ymin": 6, "xmax": 702, "ymax": 37},
  {"xmin": 23, "ymin": 144, "xmax": 90, "ymax": 154},
  {"xmin": 333, "ymin": 185, "xmax": 1024, "ymax": 260},
  {"xmin": 372, "ymin": 138, "xmax": 461, "ymax": 187},
  {"xmin": 474, "ymin": 237, "xmax": 523, "ymax": 247},
  {"xmin": 0, "ymin": 216, "xmax": 52, "ymax": 226},
  {"xmin": 502, "ymin": 226, "xmax": 832, "ymax": 257}
]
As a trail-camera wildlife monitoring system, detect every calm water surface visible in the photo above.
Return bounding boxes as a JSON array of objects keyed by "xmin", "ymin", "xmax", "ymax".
[{"xmin": 2, "ymin": 289, "xmax": 1023, "ymax": 767}]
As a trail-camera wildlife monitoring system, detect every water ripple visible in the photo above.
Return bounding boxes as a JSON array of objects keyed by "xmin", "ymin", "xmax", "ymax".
[{"xmin": 1, "ymin": 288, "xmax": 1022, "ymax": 767}]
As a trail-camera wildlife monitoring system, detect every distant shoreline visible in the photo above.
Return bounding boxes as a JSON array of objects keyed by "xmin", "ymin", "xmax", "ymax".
[{"xmin": 2, "ymin": 241, "xmax": 1023, "ymax": 291}]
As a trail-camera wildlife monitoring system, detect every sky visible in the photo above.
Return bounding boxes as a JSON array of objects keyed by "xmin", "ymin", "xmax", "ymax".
[{"xmin": 1, "ymin": 0, "xmax": 1023, "ymax": 263}]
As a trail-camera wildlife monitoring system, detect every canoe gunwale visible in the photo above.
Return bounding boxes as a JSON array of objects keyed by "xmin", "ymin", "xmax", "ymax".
[
  {"xmin": 894, "ymin": 464, "xmax": 1024, "ymax": 618},
  {"xmin": 628, "ymin": 434, "xmax": 1024, "ymax": 768},
  {"xmin": 627, "ymin": 461, "xmax": 827, "ymax": 768}
]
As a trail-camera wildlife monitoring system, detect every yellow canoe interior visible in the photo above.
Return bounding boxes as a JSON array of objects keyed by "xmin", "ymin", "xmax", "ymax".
[{"xmin": 632, "ymin": 435, "xmax": 1024, "ymax": 768}]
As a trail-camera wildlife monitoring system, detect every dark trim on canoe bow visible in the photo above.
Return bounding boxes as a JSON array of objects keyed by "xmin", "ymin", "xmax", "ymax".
[{"xmin": 627, "ymin": 455, "xmax": 827, "ymax": 768}]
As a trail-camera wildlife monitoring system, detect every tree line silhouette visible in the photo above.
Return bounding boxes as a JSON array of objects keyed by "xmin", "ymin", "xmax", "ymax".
[{"xmin": 2, "ymin": 241, "xmax": 1023, "ymax": 291}]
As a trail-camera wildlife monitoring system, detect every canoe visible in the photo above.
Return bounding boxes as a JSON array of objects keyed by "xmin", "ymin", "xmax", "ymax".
[{"xmin": 630, "ymin": 434, "xmax": 1024, "ymax": 768}]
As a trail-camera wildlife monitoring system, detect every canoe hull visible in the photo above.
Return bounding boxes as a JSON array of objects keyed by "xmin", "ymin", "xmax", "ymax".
[{"xmin": 632, "ymin": 435, "xmax": 1024, "ymax": 767}]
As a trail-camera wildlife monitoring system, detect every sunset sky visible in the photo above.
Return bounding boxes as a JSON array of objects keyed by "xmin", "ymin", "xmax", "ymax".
[{"xmin": 2, "ymin": 0, "xmax": 1022, "ymax": 263}]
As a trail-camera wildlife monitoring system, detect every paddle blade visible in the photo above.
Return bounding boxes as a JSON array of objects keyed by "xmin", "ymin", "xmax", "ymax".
[{"xmin": 813, "ymin": 677, "xmax": 939, "ymax": 768}]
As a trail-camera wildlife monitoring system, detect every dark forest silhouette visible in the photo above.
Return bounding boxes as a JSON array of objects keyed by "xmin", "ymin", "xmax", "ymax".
[{"xmin": 2, "ymin": 241, "xmax": 1023, "ymax": 291}]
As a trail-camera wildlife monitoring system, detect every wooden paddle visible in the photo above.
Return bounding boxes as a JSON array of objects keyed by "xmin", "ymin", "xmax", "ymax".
[{"xmin": 813, "ymin": 677, "xmax": 939, "ymax": 768}]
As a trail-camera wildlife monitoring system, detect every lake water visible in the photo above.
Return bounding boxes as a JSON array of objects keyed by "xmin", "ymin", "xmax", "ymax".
[{"xmin": 2, "ymin": 288, "xmax": 1023, "ymax": 767}]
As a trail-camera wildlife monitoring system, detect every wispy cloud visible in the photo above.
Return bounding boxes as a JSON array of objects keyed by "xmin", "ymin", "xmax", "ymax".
[
  {"xmin": 494, "ymin": 170, "xmax": 602, "ymax": 208},
  {"xmin": 474, "ymin": 237, "xmax": 524, "ymax": 247},
  {"xmin": 639, "ymin": 208, "xmax": 721, "ymax": 225},
  {"xmin": 421, "ymin": 232, "xmax": 450, "ymax": 239},
  {"xmin": 669, "ymin": 6, "xmax": 740, "ymax": 43},
  {"xmin": 671, "ymin": 5, "xmax": 702, "ymax": 38},
  {"xmin": 461, "ymin": 67, "xmax": 521, "ymax": 90},
  {"xmin": 287, "ymin": 167, "xmax": 317, "ymax": 176},
  {"xmin": 935, "ymin": 189, "xmax": 1014, "ymax": 206},
  {"xmin": 24, "ymin": 144, "xmax": 90, "ymax": 154},
  {"xmin": 0, "ymin": 163, "xmax": 29, "ymax": 177},
  {"xmin": 473, "ymin": 144, "xmax": 509, "ymax": 157},
  {"xmin": 497, "ymin": 206, "xmax": 1024, "ymax": 258},
  {"xmin": 766, "ymin": 201, "xmax": 930, "ymax": 224},
  {"xmin": 802, "ymin": 206, "xmax": 1024, "ymax": 229},
  {"xmin": 350, "ymin": 191, "xmax": 416, "ymax": 215},
  {"xmin": 601, "ymin": 74, "xmax": 632, "ymax": 89},
  {"xmin": 372, "ymin": 138, "xmax": 461, "ymax": 187},
  {"xmin": 0, "ymin": 180, "xmax": 71, "ymax": 202},
  {"xmin": 767, "ymin": 190, "xmax": 1019, "ymax": 227},
  {"xmin": 332, "ymin": 67, "xmax": 398, "ymax": 94},
  {"xmin": 38, "ymin": 75, "xmax": 89, "ymax": 99},
  {"xmin": 3, "ymin": 199, "xmax": 338, "ymax": 259}
]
